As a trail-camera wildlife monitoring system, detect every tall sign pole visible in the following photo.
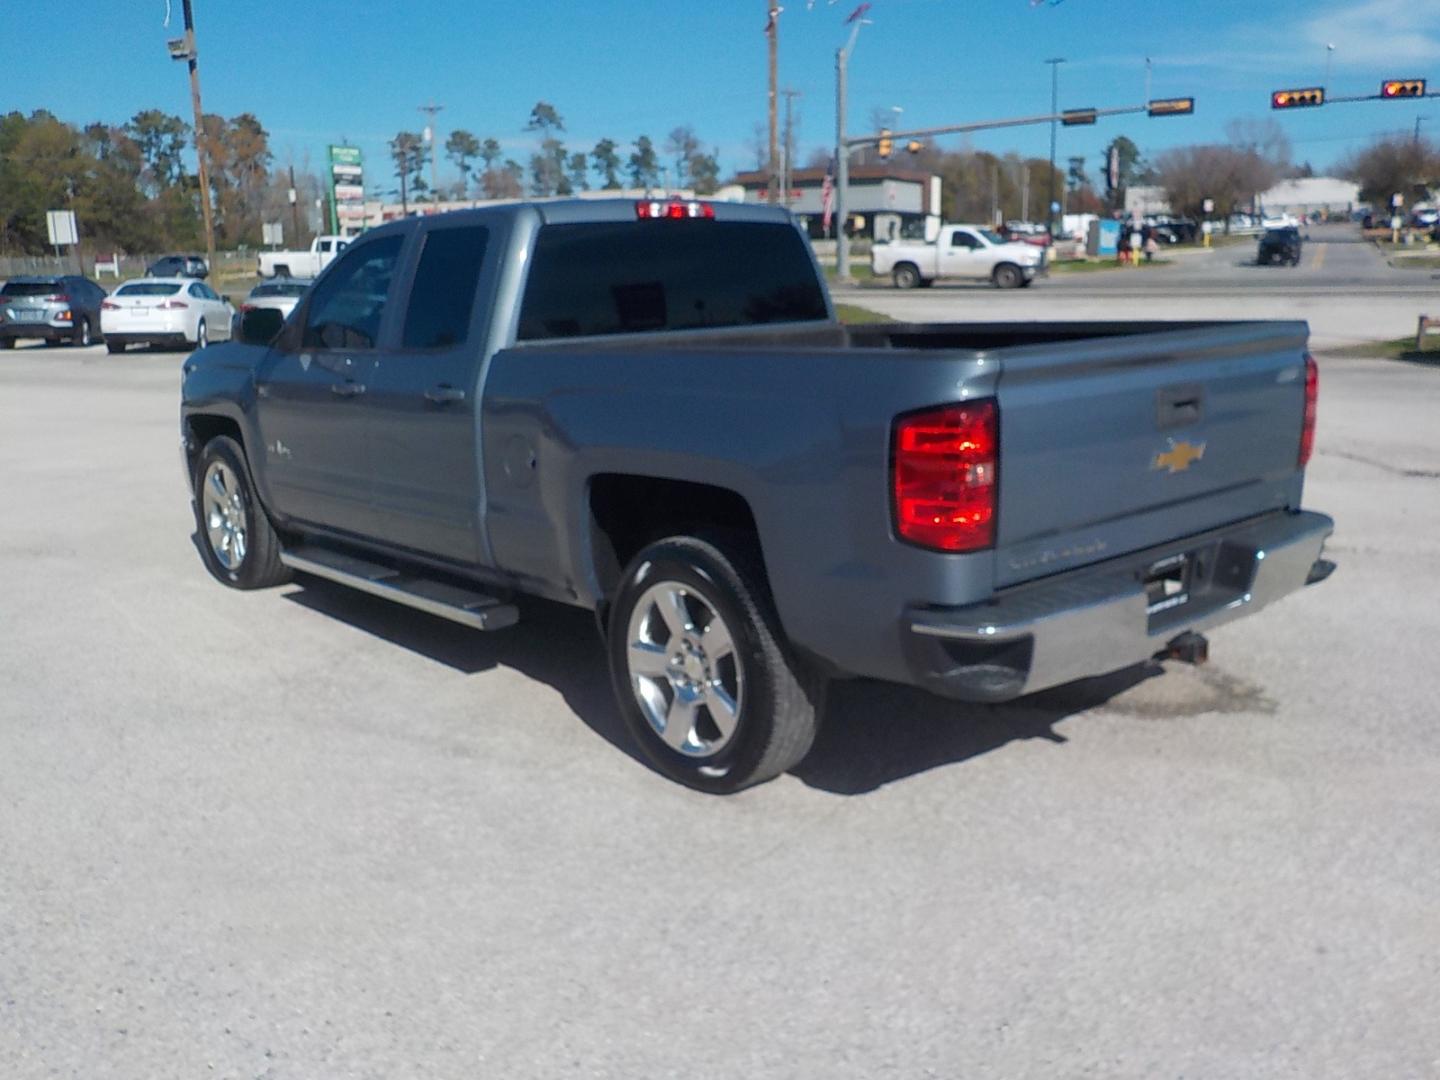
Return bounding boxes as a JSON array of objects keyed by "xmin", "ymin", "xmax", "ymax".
[
  {"xmin": 178, "ymin": 0, "xmax": 216, "ymax": 272},
  {"xmin": 834, "ymin": 11, "xmax": 869, "ymax": 282},
  {"xmin": 419, "ymin": 102, "xmax": 444, "ymax": 205}
]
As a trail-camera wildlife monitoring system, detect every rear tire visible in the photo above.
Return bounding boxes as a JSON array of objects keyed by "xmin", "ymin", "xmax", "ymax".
[
  {"xmin": 892, "ymin": 263, "xmax": 921, "ymax": 290},
  {"xmin": 192, "ymin": 435, "xmax": 291, "ymax": 590},
  {"xmin": 606, "ymin": 535, "xmax": 823, "ymax": 794},
  {"xmin": 193, "ymin": 318, "xmax": 208, "ymax": 349},
  {"xmin": 73, "ymin": 317, "xmax": 92, "ymax": 347},
  {"xmin": 106, "ymin": 340, "xmax": 126, "ymax": 354},
  {"xmin": 0, "ymin": 338, "xmax": 14, "ymax": 350}
]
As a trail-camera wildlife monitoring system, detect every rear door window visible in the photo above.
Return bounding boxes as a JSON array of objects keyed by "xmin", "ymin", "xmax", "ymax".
[
  {"xmin": 518, "ymin": 220, "xmax": 826, "ymax": 340},
  {"xmin": 300, "ymin": 234, "xmax": 404, "ymax": 350},
  {"xmin": 401, "ymin": 225, "xmax": 490, "ymax": 349}
]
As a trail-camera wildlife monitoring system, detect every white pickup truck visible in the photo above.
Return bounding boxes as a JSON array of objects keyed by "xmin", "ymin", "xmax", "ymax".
[
  {"xmin": 256, "ymin": 235, "xmax": 351, "ymax": 280},
  {"xmin": 872, "ymin": 224, "xmax": 1045, "ymax": 289}
]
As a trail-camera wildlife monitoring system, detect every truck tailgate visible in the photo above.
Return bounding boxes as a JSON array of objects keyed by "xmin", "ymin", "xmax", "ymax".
[{"xmin": 993, "ymin": 322, "xmax": 1310, "ymax": 589}]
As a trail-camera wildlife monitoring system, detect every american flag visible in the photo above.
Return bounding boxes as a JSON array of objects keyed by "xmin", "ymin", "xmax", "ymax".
[
  {"xmin": 820, "ymin": 157, "xmax": 836, "ymax": 235},
  {"xmin": 844, "ymin": 2, "xmax": 871, "ymax": 23}
]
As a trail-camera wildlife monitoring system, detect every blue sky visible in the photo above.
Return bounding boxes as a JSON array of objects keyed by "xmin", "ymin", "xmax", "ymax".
[{"xmin": 5, "ymin": 0, "xmax": 1438, "ymax": 192}]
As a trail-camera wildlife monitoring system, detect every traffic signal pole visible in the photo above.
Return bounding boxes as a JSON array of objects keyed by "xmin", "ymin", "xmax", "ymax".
[{"xmin": 832, "ymin": 100, "xmax": 1192, "ymax": 279}]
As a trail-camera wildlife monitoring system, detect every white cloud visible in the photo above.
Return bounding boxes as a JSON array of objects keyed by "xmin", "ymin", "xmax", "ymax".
[{"xmin": 1302, "ymin": 0, "xmax": 1440, "ymax": 67}]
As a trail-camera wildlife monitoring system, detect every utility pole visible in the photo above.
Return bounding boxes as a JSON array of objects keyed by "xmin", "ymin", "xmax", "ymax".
[
  {"xmin": 1046, "ymin": 57, "xmax": 1065, "ymax": 241},
  {"xmin": 179, "ymin": 0, "xmax": 215, "ymax": 272},
  {"xmin": 767, "ymin": 4, "xmax": 781, "ymax": 203},
  {"xmin": 419, "ymin": 102, "xmax": 444, "ymax": 206},
  {"xmin": 288, "ymin": 163, "xmax": 301, "ymax": 244},
  {"xmin": 782, "ymin": 88, "xmax": 801, "ymax": 207}
]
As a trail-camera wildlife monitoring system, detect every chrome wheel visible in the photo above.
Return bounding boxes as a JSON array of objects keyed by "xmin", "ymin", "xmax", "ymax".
[
  {"xmin": 625, "ymin": 580, "xmax": 743, "ymax": 760},
  {"xmin": 201, "ymin": 460, "xmax": 248, "ymax": 571},
  {"xmin": 194, "ymin": 319, "xmax": 207, "ymax": 349}
]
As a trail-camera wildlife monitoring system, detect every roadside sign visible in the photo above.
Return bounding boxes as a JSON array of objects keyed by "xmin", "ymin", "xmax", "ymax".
[
  {"xmin": 1391, "ymin": 193, "xmax": 1404, "ymax": 208},
  {"xmin": 1202, "ymin": 198, "xmax": 1215, "ymax": 213},
  {"xmin": 262, "ymin": 222, "xmax": 284, "ymax": 246},
  {"xmin": 45, "ymin": 210, "xmax": 78, "ymax": 246}
]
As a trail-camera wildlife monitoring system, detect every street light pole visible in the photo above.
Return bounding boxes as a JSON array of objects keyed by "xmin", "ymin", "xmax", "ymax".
[
  {"xmin": 834, "ymin": 14, "xmax": 869, "ymax": 282},
  {"xmin": 767, "ymin": 3, "xmax": 781, "ymax": 204},
  {"xmin": 1046, "ymin": 57, "xmax": 1065, "ymax": 242}
]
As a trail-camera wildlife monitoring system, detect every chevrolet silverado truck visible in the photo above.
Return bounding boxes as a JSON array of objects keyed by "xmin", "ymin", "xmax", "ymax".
[
  {"xmin": 872, "ymin": 223, "xmax": 1046, "ymax": 289},
  {"xmin": 181, "ymin": 198, "xmax": 1334, "ymax": 793}
]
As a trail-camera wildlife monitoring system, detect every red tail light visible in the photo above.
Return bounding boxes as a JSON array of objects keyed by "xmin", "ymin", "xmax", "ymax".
[
  {"xmin": 42, "ymin": 294, "xmax": 70, "ymax": 303},
  {"xmin": 892, "ymin": 400, "xmax": 998, "ymax": 552},
  {"xmin": 101, "ymin": 300, "xmax": 120, "ymax": 310},
  {"xmin": 240, "ymin": 303, "xmax": 256, "ymax": 313},
  {"xmin": 1299, "ymin": 353, "xmax": 1318, "ymax": 467},
  {"xmin": 158, "ymin": 299, "xmax": 189, "ymax": 309},
  {"xmin": 636, "ymin": 199, "xmax": 715, "ymax": 220}
]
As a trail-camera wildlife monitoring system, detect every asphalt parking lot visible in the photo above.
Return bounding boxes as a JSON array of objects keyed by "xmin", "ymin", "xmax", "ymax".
[{"xmin": 2, "ymin": 335, "xmax": 1438, "ymax": 1078}]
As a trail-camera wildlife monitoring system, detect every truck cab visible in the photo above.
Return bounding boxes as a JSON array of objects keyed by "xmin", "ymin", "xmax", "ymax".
[{"xmin": 872, "ymin": 224, "xmax": 1045, "ymax": 289}]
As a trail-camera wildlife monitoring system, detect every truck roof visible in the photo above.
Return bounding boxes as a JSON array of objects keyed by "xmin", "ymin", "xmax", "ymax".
[{"xmin": 364, "ymin": 198, "xmax": 796, "ymax": 239}]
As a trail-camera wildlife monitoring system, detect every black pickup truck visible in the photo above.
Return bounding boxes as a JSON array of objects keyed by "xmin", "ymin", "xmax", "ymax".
[{"xmin": 181, "ymin": 198, "xmax": 1333, "ymax": 792}]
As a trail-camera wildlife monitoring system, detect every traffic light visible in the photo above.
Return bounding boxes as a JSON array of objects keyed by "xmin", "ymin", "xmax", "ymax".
[
  {"xmin": 1147, "ymin": 97, "xmax": 1195, "ymax": 117},
  {"xmin": 905, "ymin": 139, "xmax": 924, "ymax": 154},
  {"xmin": 1062, "ymin": 108, "xmax": 1098, "ymax": 126},
  {"xmin": 877, "ymin": 128, "xmax": 893, "ymax": 159},
  {"xmin": 1381, "ymin": 79, "xmax": 1427, "ymax": 99},
  {"xmin": 1272, "ymin": 87, "xmax": 1325, "ymax": 109}
]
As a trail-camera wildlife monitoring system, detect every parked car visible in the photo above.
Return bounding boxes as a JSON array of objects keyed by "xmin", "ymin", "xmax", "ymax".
[
  {"xmin": 1257, "ymin": 227, "xmax": 1303, "ymax": 266},
  {"xmin": 1410, "ymin": 207, "xmax": 1438, "ymax": 228},
  {"xmin": 872, "ymin": 223, "xmax": 1045, "ymax": 288},
  {"xmin": 256, "ymin": 235, "xmax": 350, "ymax": 279},
  {"xmin": 239, "ymin": 278, "xmax": 312, "ymax": 320},
  {"xmin": 0, "ymin": 274, "xmax": 108, "ymax": 348},
  {"xmin": 101, "ymin": 278, "xmax": 234, "ymax": 353},
  {"xmin": 145, "ymin": 254, "xmax": 209, "ymax": 279},
  {"xmin": 182, "ymin": 198, "xmax": 1333, "ymax": 793}
]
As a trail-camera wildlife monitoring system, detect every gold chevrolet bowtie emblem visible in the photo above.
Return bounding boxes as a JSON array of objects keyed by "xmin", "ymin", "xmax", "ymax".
[{"xmin": 1152, "ymin": 439, "xmax": 1206, "ymax": 473}]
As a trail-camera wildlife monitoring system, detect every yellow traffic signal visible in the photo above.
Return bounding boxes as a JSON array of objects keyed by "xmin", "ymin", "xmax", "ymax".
[
  {"xmin": 1147, "ymin": 97, "xmax": 1195, "ymax": 117},
  {"xmin": 1272, "ymin": 87, "xmax": 1325, "ymax": 109},
  {"xmin": 877, "ymin": 129, "xmax": 893, "ymax": 159},
  {"xmin": 906, "ymin": 139, "xmax": 924, "ymax": 154},
  {"xmin": 1381, "ymin": 79, "xmax": 1427, "ymax": 99}
]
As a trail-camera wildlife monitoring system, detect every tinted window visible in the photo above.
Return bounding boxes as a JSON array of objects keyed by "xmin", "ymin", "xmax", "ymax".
[
  {"xmin": 951, "ymin": 232, "xmax": 979, "ymax": 249},
  {"xmin": 301, "ymin": 234, "xmax": 404, "ymax": 350},
  {"xmin": 518, "ymin": 220, "xmax": 827, "ymax": 341},
  {"xmin": 401, "ymin": 225, "xmax": 489, "ymax": 349},
  {"xmin": 116, "ymin": 282, "xmax": 183, "ymax": 297},
  {"xmin": 1, "ymin": 281, "xmax": 62, "ymax": 296}
]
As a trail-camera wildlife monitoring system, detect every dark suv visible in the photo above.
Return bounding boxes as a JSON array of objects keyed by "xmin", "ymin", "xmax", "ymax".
[
  {"xmin": 0, "ymin": 275, "xmax": 109, "ymax": 348},
  {"xmin": 1257, "ymin": 227, "xmax": 1302, "ymax": 266},
  {"xmin": 144, "ymin": 254, "xmax": 209, "ymax": 279}
]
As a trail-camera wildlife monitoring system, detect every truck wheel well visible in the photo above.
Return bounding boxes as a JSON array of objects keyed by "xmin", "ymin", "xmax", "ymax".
[
  {"xmin": 588, "ymin": 474, "xmax": 766, "ymax": 601},
  {"xmin": 185, "ymin": 414, "xmax": 244, "ymax": 472}
]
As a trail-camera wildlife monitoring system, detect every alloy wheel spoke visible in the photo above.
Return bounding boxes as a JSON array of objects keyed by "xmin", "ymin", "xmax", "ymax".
[
  {"xmin": 628, "ymin": 640, "xmax": 670, "ymax": 679},
  {"xmin": 701, "ymin": 618, "xmax": 734, "ymax": 664},
  {"xmin": 705, "ymin": 683, "xmax": 740, "ymax": 739},
  {"xmin": 656, "ymin": 586, "xmax": 693, "ymax": 640},
  {"xmin": 662, "ymin": 692, "xmax": 699, "ymax": 750}
]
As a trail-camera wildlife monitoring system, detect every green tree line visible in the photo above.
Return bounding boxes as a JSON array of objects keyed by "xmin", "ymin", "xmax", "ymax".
[
  {"xmin": 389, "ymin": 101, "xmax": 722, "ymax": 205},
  {"xmin": 1, "ymin": 108, "xmax": 317, "ymax": 256}
]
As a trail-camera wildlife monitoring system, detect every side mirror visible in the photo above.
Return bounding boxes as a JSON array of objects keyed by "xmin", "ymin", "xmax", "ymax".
[{"xmin": 239, "ymin": 307, "xmax": 285, "ymax": 346}]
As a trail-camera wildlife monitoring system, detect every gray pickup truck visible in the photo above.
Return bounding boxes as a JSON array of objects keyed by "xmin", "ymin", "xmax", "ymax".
[{"xmin": 181, "ymin": 198, "xmax": 1334, "ymax": 793}]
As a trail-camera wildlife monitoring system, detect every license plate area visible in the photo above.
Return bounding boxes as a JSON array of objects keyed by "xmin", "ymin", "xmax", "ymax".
[{"xmin": 1142, "ymin": 551, "xmax": 1192, "ymax": 616}]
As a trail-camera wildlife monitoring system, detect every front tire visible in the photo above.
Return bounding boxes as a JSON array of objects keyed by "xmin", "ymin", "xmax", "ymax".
[
  {"xmin": 106, "ymin": 340, "xmax": 126, "ymax": 354},
  {"xmin": 192, "ymin": 435, "xmax": 290, "ymax": 589},
  {"xmin": 73, "ymin": 317, "xmax": 92, "ymax": 347},
  {"xmin": 993, "ymin": 263, "xmax": 1023, "ymax": 289},
  {"xmin": 606, "ymin": 536, "xmax": 823, "ymax": 793},
  {"xmin": 892, "ymin": 263, "xmax": 921, "ymax": 290}
]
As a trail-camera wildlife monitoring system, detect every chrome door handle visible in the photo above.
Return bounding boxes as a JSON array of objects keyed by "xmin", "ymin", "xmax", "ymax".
[
  {"xmin": 424, "ymin": 384, "xmax": 466, "ymax": 404},
  {"xmin": 330, "ymin": 381, "xmax": 365, "ymax": 397}
]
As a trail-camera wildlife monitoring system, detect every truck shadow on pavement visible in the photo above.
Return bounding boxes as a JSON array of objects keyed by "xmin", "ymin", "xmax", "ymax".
[{"xmin": 280, "ymin": 575, "xmax": 1161, "ymax": 796}]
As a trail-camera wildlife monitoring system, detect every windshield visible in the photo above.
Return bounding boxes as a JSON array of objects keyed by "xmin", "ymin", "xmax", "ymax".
[
  {"xmin": 1, "ymin": 281, "xmax": 62, "ymax": 296},
  {"xmin": 116, "ymin": 282, "xmax": 183, "ymax": 297}
]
